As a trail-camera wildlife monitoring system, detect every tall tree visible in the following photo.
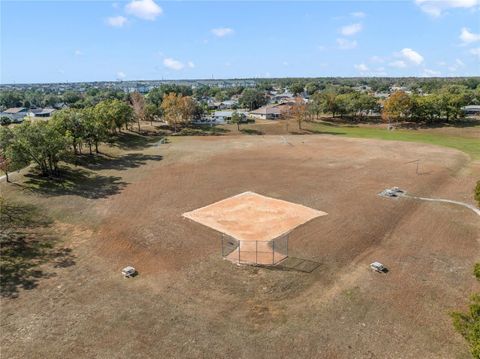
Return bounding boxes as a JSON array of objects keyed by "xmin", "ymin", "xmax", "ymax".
[
  {"xmin": 129, "ymin": 92, "xmax": 145, "ymax": 132},
  {"xmin": 161, "ymin": 93, "xmax": 183, "ymax": 132},
  {"xmin": 9, "ymin": 121, "xmax": 68, "ymax": 176},
  {"xmin": 290, "ymin": 98, "xmax": 308, "ymax": 130},
  {"xmin": 382, "ymin": 91, "xmax": 412, "ymax": 125},
  {"xmin": 239, "ymin": 89, "xmax": 267, "ymax": 110},
  {"xmin": 230, "ymin": 111, "xmax": 243, "ymax": 131}
]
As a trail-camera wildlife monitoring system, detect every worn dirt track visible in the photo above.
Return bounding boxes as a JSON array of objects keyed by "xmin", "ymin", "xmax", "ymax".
[{"xmin": 1, "ymin": 134, "xmax": 479, "ymax": 359}]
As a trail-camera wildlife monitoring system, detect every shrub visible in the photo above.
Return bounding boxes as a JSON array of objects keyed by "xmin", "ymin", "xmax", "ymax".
[{"xmin": 451, "ymin": 264, "xmax": 480, "ymax": 358}]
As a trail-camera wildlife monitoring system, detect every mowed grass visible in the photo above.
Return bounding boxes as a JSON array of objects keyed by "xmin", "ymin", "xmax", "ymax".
[{"xmin": 310, "ymin": 122, "xmax": 480, "ymax": 160}]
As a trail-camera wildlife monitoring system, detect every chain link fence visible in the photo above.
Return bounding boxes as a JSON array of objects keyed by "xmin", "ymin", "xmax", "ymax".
[{"xmin": 221, "ymin": 233, "xmax": 289, "ymax": 265}]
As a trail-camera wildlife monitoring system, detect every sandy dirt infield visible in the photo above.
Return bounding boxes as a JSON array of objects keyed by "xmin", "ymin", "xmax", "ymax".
[
  {"xmin": 182, "ymin": 191, "xmax": 327, "ymax": 242},
  {"xmin": 1, "ymin": 134, "xmax": 479, "ymax": 358}
]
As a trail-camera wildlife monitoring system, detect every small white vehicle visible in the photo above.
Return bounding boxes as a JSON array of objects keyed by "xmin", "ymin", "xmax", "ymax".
[
  {"xmin": 370, "ymin": 262, "xmax": 387, "ymax": 273},
  {"xmin": 122, "ymin": 266, "xmax": 136, "ymax": 278}
]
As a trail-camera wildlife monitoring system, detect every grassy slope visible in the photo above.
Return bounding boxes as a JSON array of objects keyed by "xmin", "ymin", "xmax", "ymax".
[{"xmin": 310, "ymin": 122, "xmax": 480, "ymax": 160}]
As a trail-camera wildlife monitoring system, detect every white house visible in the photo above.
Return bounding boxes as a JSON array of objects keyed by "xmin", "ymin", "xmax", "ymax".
[{"xmin": 193, "ymin": 110, "xmax": 247, "ymax": 125}]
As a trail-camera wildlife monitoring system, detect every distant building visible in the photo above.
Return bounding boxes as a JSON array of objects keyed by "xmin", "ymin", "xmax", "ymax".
[
  {"xmin": 193, "ymin": 110, "xmax": 247, "ymax": 125},
  {"xmin": 249, "ymin": 105, "xmax": 283, "ymax": 120},
  {"xmin": 462, "ymin": 105, "xmax": 480, "ymax": 115},
  {"xmin": 0, "ymin": 107, "xmax": 27, "ymax": 122},
  {"xmin": 27, "ymin": 108, "xmax": 56, "ymax": 118}
]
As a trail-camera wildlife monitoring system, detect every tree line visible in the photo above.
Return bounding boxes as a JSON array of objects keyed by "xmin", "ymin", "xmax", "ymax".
[{"xmin": 0, "ymin": 90, "xmax": 209, "ymax": 180}]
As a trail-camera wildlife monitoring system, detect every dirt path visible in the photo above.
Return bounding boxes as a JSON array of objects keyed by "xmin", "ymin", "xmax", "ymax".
[{"xmin": 404, "ymin": 194, "xmax": 480, "ymax": 216}]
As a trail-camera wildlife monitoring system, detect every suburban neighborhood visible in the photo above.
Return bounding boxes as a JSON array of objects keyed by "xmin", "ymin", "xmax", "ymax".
[{"xmin": 1, "ymin": 0, "xmax": 479, "ymax": 358}]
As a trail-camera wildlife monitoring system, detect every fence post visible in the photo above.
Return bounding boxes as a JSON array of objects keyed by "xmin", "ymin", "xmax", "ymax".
[
  {"xmin": 238, "ymin": 240, "xmax": 241, "ymax": 263},
  {"xmin": 221, "ymin": 235, "xmax": 224, "ymax": 257},
  {"xmin": 272, "ymin": 239, "xmax": 275, "ymax": 265},
  {"xmin": 256, "ymin": 241, "xmax": 258, "ymax": 264},
  {"xmin": 286, "ymin": 235, "xmax": 288, "ymax": 258}
]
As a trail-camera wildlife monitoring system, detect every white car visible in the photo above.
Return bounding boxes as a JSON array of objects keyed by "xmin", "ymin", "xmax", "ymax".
[
  {"xmin": 122, "ymin": 266, "xmax": 136, "ymax": 278},
  {"xmin": 370, "ymin": 262, "xmax": 387, "ymax": 273}
]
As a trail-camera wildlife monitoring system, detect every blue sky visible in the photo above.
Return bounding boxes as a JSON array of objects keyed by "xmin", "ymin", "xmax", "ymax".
[{"xmin": 1, "ymin": 0, "xmax": 480, "ymax": 83}]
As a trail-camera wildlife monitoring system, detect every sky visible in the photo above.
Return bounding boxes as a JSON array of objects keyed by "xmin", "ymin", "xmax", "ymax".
[{"xmin": 1, "ymin": 0, "xmax": 480, "ymax": 83}]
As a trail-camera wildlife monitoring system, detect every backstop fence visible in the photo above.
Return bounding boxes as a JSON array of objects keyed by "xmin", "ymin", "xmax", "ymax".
[{"xmin": 221, "ymin": 232, "xmax": 289, "ymax": 266}]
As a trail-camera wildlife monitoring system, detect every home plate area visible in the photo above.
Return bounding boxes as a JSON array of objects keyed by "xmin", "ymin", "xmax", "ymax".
[{"xmin": 182, "ymin": 191, "xmax": 328, "ymax": 265}]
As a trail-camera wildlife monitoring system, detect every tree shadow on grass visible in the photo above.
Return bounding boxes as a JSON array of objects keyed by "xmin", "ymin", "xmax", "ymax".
[
  {"xmin": 0, "ymin": 200, "xmax": 76, "ymax": 298},
  {"xmin": 23, "ymin": 167, "xmax": 128, "ymax": 199},
  {"xmin": 108, "ymin": 132, "xmax": 165, "ymax": 150},
  {"xmin": 73, "ymin": 153, "xmax": 163, "ymax": 171},
  {"xmin": 290, "ymin": 129, "xmax": 346, "ymax": 136},
  {"xmin": 240, "ymin": 128, "xmax": 265, "ymax": 135}
]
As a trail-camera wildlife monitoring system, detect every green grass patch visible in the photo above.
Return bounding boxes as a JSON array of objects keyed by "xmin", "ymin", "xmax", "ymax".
[{"xmin": 310, "ymin": 122, "xmax": 480, "ymax": 160}]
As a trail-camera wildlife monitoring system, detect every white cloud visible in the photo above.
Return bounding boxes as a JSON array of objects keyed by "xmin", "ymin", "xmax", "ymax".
[
  {"xmin": 370, "ymin": 55, "xmax": 384, "ymax": 63},
  {"xmin": 74, "ymin": 49, "xmax": 83, "ymax": 56},
  {"xmin": 211, "ymin": 27, "xmax": 234, "ymax": 37},
  {"xmin": 117, "ymin": 71, "xmax": 126, "ymax": 79},
  {"xmin": 354, "ymin": 63, "xmax": 369, "ymax": 72},
  {"xmin": 336, "ymin": 38, "xmax": 357, "ymax": 49},
  {"xmin": 187, "ymin": 61, "xmax": 195, "ymax": 68},
  {"xmin": 389, "ymin": 60, "xmax": 407, "ymax": 68},
  {"xmin": 422, "ymin": 68, "xmax": 441, "ymax": 76},
  {"xmin": 125, "ymin": 0, "xmax": 162, "ymax": 21},
  {"xmin": 351, "ymin": 11, "xmax": 366, "ymax": 18},
  {"xmin": 282, "ymin": 61, "xmax": 289, "ymax": 66},
  {"xmin": 106, "ymin": 16, "xmax": 127, "ymax": 27},
  {"xmin": 460, "ymin": 27, "xmax": 480, "ymax": 44},
  {"xmin": 415, "ymin": 0, "xmax": 479, "ymax": 17},
  {"xmin": 163, "ymin": 58, "xmax": 185, "ymax": 70},
  {"xmin": 470, "ymin": 47, "xmax": 480, "ymax": 59},
  {"xmin": 400, "ymin": 48, "xmax": 424, "ymax": 65},
  {"xmin": 340, "ymin": 23, "xmax": 363, "ymax": 36}
]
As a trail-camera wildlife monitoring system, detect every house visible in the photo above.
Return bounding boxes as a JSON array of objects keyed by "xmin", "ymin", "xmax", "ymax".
[
  {"xmin": 27, "ymin": 108, "xmax": 56, "ymax": 118},
  {"xmin": 0, "ymin": 107, "xmax": 27, "ymax": 122},
  {"xmin": 249, "ymin": 105, "xmax": 283, "ymax": 120},
  {"xmin": 462, "ymin": 105, "xmax": 480, "ymax": 115},
  {"xmin": 193, "ymin": 110, "xmax": 247, "ymax": 125}
]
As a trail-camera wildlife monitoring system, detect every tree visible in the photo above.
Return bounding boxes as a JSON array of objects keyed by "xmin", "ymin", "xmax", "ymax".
[
  {"xmin": 94, "ymin": 99, "xmax": 134, "ymax": 133},
  {"xmin": 51, "ymin": 108, "xmax": 85, "ymax": 155},
  {"xmin": 161, "ymin": 93, "xmax": 183, "ymax": 132},
  {"xmin": 129, "ymin": 92, "xmax": 145, "ymax": 132},
  {"xmin": 289, "ymin": 82, "xmax": 305, "ymax": 96},
  {"xmin": 290, "ymin": 98, "xmax": 308, "ymax": 130},
  {"xmin": 82, "ymin": 107, "xmax": 107, "ymax": 154},
  {"xmin": 308, "ymin": 92, "xmax": 323, "ymax": 120},
  {"xmin": 1, "ymin": 116, "xmax": 11, "ymax": 126},
  {"xmin": 179, "ymin": 96, "xmax": 197, "ymax": 126},
  {"xmin": 144, "ymin": 103, "xmax": 160, "ymax": 126},
  {"xmin": 0, "ymin": 127, "xmax": 15, "ymax": 183},
  {"xmin": 317, "ymin": 90, "xmax": 340, "ymax": 118},
  {"xmin": 230, "ymin": 111, "xmax": 243, "ymax": 131},
  {"xmin": 451, "ymin": 264, "xmax": 480, "ymax": 358},
  {"xmin": 9, "ymin": 121, "xmax": 68, "ymax": 177},
  {"xmin": 305, "ymin": 82, "xmax": 320, "ymax": 96},
  {"xmin": 239, "ymin": 89, "xmax": 267, "ymax": 110},
  {"xmin": 382, "ymin": 91, "xmax": 412, "ymax": 125}
]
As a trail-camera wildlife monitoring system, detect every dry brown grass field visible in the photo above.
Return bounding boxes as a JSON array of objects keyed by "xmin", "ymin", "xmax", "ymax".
[{"xmin": 1, "ymin": 126, "xmax": 479, "ymax": 358}]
